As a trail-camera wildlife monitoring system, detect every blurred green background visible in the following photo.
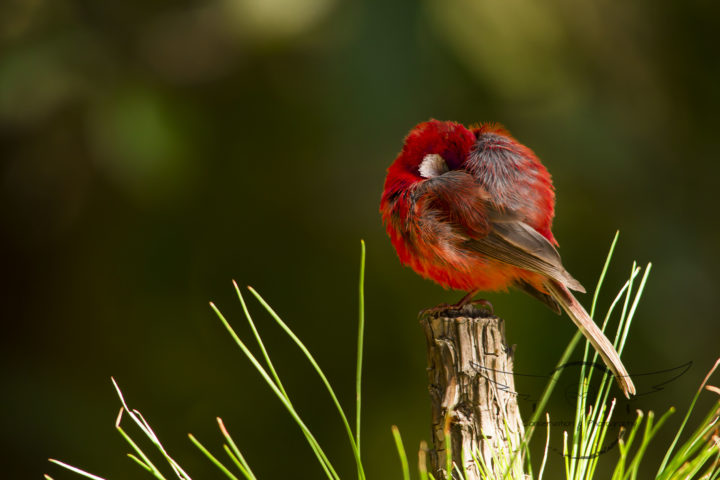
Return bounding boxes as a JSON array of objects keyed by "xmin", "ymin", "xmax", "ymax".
[{"xmin": 2, "ymin": 0, "xmax": 719, "ymax": 478}]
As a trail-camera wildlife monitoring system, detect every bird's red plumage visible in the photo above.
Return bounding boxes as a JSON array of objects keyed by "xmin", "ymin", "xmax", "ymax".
[
  {"xmin": 380, "ymin": 119, "xmax": 555, "ymax": 294},
  {"xmin": 380, "ymin": 120, "xmax": 637, "ymax": 397}
]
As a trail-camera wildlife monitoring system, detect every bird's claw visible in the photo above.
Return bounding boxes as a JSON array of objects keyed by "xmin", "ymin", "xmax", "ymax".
[
  {"xmin": 468, "ymin": 299, "xmax": 494, "ymax": 315},
  {"xmin": 419, "ymin": 298, "xmax": 494, "ymax": 318},
  {"xmin": 419, "ymin": 303, "xmax": 454, "ymax": 317}
]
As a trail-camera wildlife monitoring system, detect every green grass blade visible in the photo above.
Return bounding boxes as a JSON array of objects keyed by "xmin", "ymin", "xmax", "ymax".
[
  {"xmin": 611, "ymin": 412, "xmax": 638, "ymax": 480},
  {"xmin": 392, "ymin": 426, "xmax": 411, "ymax": 480},
  {"xmin": 612, "ymin": 261, "xmax": 637, "ymax": 355},
  {"xmin": 661, "ymin": 400, "xmax": 719, "ymax": 478},
  {"xmin": 210, "ymin": 302, "xmax": 339, "ymax": 480},
  {"xmin": 444, "ymin": 416, "xmax": 453, "ymax": 480},
  {"xmin": 618, "ymin": 264, "xmax": 651, "ymax": 356},
  {"xmin": 188, "ymin": 434, "xmax": 239, "ymax": 480},
  {"xmin": 587, "ymin": 401, "xmax": 617, "ymax": 478},
  {"xmin": 222, "ymin": 292, "xmax": 330, "ymax": 478},
  {"xmin": 127, "ymin": 453, "xmax": 153, "ymax": 473},
  {"xmin": 114, "ymin": 407, "xmax": 167, "ymax": 479},
  {"xmin": 473, "ymin": 448, "xmax": 492, "ymax": 478},
  {"xmin": 112, "ymin": 379, "xmax": 191, "ymax": 480},
  {"xmin": 114, "ymin": 424, "xmax": 165, "ymax": 479},
  {"xmin": 47, "ymin": 459, "xmax": 107, "ymax": 480},
  {"xmin": 526, "ymin": 232, "xmax": 622, "ymax": 453},
  {"xmin": 232, "ymin": 281, "xmax": 288, "ymax": 399},
  {"xmin": 356, "ymin": 240, "xmax": 366, "ymax": 458},
  {"xmin": 419, "ymin": 441, "xmax": 430, "ymax": 480},
  {"xmin": 217, "ymin": 417, "xmax": 256, "ymax": 480},
  {"xmin": 525, "ymin": 329, "xmax": 584, "ymax": 445},
  {"xmin": 591, "ymin": 230, "xmax": 620, "ymax": 319},
  {"xmin": 578, "ymin": 265, "xmax": 643, "ymax": 478},
  {"xmin": 131, "ymin": 410, "xmax": 192, "ymax": 479},
  {"xmin": 657, "ymin": 358, "xmax": 720, "ymax": 478},
  {"xmin": 222, "ymin": 445, "xmax": 253, "ymax": 480},
  {"xmin": 246, "ymin": 287, "xmax": 365, "ymax": 479},
  {"xmin": 587, "ymin": 270, "xmax": 637, "ymax": 408},
  {"xmin": 579, "ymin": 230, "xmax": 620, "ymax": 402},
  {"xmin": 708, "ymin": 446, "xmax": 720, "ymax": 480},
  {"xmin": 563, "ymin": 431, "xmax": 571, "ymax": 478},
  {"xmin": 567, "ymin": 235, "xmax": 649, "ymax": 480},
  {"xmin": 460, "ymin": 448, "xmax": 469, "ymax": 480},
  {"xmin": 626, "ymin": 408, "xmax": 674, "ymax": 480},
  {"xmin": 537, "ymin": 413, "xmax": 551, "ymax": 480}
]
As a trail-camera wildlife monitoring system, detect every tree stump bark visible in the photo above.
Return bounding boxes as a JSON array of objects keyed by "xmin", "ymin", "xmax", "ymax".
[{"xmin": 420, "ymin": 305, "xmax": 525, "ymax": 479}]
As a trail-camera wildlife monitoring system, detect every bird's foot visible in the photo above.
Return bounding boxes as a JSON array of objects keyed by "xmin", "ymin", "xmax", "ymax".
[
  {"xmin": 419, "ymin": 303, "xmax": 455, "ymax": 317},
  {"xmin": 419, "ymin": 297, "xmax": 494, "ymax": 318},
  {"xmin": 455, "ymin": 290, "xmax": 493, "ymax": 314},
  {"xmin": 468, "ymin": 298, "xmax": 494, "ymax": 315}
]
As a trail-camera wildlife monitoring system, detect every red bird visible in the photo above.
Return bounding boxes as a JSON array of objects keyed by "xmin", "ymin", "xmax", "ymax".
[{"xmin": 380, "ymin": 119, "xmax": 635, "ymax": 398}]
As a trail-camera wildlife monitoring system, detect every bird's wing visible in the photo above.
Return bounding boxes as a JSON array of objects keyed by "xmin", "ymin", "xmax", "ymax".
[
  {"xmin": 465, "ymin": 213, "xmax": 585, "ymax": 292},
  {"xmin": 413, "ymin": 168, "xmax": 584, "ymax": 293}
]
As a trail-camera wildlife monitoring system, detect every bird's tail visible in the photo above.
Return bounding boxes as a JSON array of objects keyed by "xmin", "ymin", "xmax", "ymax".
[{"xmin": 545, "ymin": 279, "xmax": 636, "ymax": 398}]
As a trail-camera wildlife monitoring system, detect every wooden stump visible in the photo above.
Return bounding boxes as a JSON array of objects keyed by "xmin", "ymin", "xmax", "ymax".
[{"xmin": 420, "ymin": 305, "xmax": 525, "ymax": 479}]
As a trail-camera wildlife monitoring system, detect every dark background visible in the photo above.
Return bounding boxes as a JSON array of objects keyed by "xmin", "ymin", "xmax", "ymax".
[{"xmin": 2, "ymin": 0, "xmax": 719, "ymax": 478}]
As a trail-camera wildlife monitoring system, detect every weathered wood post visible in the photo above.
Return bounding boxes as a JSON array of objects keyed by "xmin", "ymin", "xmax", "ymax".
[{"xmin": 420, "ymin": 305, "xmax": 526, "ymax": 479}]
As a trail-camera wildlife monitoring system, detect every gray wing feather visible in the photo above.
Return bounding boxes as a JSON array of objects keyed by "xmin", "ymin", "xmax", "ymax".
[{"xmin": 466, "ymin": 220, "xmax": 586, "ymax": 293}]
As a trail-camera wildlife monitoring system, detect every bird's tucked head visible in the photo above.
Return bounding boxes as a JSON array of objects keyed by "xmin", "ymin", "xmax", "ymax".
[
  {"xmin": 382, "ymin": 120, "xmax": 475, "ymax": 204},
  {"xmin": 398, "ymin": 120, "xmax": 475, "ymax": 177},
  {"xmin": 385, "ymin": 120, "xmax": 476, "ymax": 196}
]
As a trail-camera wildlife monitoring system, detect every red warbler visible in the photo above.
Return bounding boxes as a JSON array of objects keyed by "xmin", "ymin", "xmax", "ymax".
[{"xmin": 380, "ymin": 119, "xmax": 635, "ymax": 397}]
